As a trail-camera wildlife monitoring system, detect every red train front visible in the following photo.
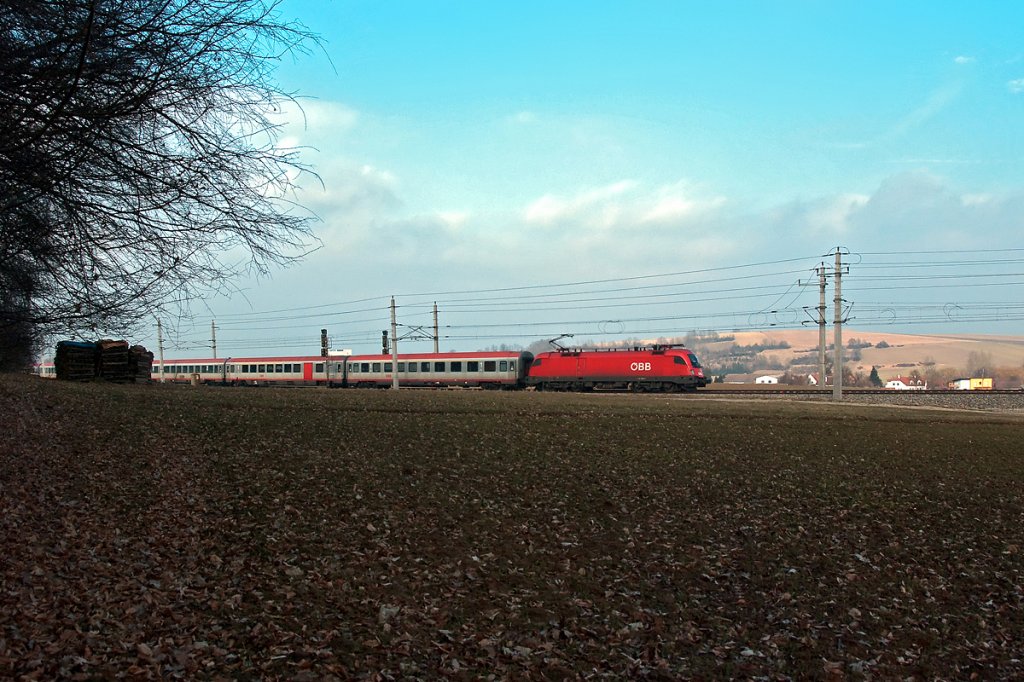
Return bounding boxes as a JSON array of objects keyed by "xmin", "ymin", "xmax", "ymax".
[{"xmin": 526, "ymin": 345, "xmax": 706, "ymax": 392}]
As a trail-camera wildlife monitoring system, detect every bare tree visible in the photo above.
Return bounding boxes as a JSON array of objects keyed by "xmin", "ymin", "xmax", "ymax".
[{"xmin": 0, "ymin": 0, "xmax": 319, "ymax": 363}]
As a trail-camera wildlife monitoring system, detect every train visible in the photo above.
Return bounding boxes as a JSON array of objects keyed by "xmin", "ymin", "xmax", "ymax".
[{"xmin": 35, "ymin": 344, "xmax": 707, "ymax": 392}]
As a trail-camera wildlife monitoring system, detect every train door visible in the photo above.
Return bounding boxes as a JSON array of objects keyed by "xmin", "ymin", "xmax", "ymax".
[{"xmin": 303, "ymin": 362, "xmax": 313, "ymax": 381}]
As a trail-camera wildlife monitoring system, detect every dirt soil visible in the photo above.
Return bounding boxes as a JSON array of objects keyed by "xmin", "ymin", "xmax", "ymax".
[{"xmin": 2, "ymin": 375, "xmax": 1023, "ymax": 679}]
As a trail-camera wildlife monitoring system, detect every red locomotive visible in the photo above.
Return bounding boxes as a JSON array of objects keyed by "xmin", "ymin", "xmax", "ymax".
[{"xmin": 527, "ymin": 345, "xmax": 706, "ymax": 392}]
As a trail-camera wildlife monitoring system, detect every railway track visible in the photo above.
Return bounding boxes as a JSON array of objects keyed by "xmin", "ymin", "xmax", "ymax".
[{"xmin": 701, "ymin": 387, "xmax": 1023, "ymax": 396}]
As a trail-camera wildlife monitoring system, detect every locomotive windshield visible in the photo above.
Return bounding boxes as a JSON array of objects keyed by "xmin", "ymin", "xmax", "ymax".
[{"xmin": 687, "ymin": 352, "xmax": 702, "ymax": 368}]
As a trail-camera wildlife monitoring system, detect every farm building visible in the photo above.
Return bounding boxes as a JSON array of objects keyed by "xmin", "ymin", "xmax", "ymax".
[
  {"xmin": 885, "ymin": 376, "xmax": 927, "ymax": 390},
  {"xmin": 948, "ymin": 377, "xmax": 993, "ymax": 391}
]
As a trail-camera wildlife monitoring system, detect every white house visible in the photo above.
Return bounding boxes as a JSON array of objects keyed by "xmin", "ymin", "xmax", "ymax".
[
  {"xmin": 885, "ymin": 376, "xmax": 927, "ymax": 390},
  {"xmin": 755, "ymin": 375, "xmax": 780, "ymax": 385}
]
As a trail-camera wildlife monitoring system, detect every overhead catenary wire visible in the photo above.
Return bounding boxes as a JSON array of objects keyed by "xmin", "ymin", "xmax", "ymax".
[{"xmin": 149, "ymin": 248, "xmax": 1023, "ymax": 356}]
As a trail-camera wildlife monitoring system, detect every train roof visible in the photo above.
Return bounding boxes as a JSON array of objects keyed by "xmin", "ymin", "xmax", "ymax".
[
  {"xmin": 155, "ymin": 355, "xmax": 327, "ymax": 363},
  {"xmin": 154, "ymin": 350, "xmax": 532, "ymax": 364},
  {"xmin": 348, "ymin": 350, "xmax": 531, "ymax": 361},
  {"xmin": 535, "ymin": 345, "xmax": 694, "ymax": 355}
]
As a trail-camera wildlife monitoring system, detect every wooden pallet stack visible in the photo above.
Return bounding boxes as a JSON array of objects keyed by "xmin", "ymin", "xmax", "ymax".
[
  {"xmin": 54, "ymin": 341, "xmax": 99, "ymax": 381},
  {"xmin": 54, "ymin": 340, "xmax": 154, "ymax": 382},
  {"xmin": 97, "ymin": 339, "xmax": 131, "ymax": 380},
  {"xmin": 129, "ymin": 345, "xmax": 154, "ymax": 381}
]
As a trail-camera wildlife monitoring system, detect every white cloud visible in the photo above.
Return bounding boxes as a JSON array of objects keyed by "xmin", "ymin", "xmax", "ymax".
[
  {"xmin": 523, "ymin": 180, "xmax": 728, "ymax": 231},
  {"xmin": 524, "ymin": 181, "xmax": 637, "ymax": 226},
  {"xmin": 954, "ymin": 55, "xmax": 975, "ymax": 64},
  {"xmin": 886, "ymin": 82, "xmax": 962, "ymax": 140},
  {"xmin": 1008, "ymin": 79, "xmax": 1024, "ymax": 94},
  {"xmin": 437, "ymin": 211, "xmax": 470, "ymax": 231},
  {"xmin": 275, "ymin": 99, "xmax": 359, "ymax": 139},
  {"xmin": 510, "ymin": 110, "xmax": 537, "ymax": 124},
  {"xmin": 961, "ymin": 193, "xmax": 992, "ymax": 206},
  {"xmin": 768, "ymin": 193, "xmax": 869, "ymax": 237}
]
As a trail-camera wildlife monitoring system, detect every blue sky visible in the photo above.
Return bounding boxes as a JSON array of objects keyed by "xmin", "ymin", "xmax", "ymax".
[{"xmin": 152, "ymin": 1, "xmax": 1024, "ymax": 356}]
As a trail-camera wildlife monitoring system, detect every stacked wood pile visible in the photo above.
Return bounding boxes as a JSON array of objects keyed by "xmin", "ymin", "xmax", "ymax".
[
  {"xmin": 54, "ymin": 340, "xmax": 153, "ymax": 382},
  {"xmin": 129, "ymin": 345, "xmax": 154, "ymax": 381},
  {"xmin": 97, "ymin": 339, "xmax": 130, "ymax": 379},
  {"xmin": 54, "ymin": 341, "xmax": 99, "ymax": 381}
]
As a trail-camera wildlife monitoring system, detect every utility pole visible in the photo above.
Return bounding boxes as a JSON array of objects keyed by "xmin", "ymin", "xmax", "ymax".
[
  {"xmin": 817, "ymin": 263, "xmax": 827, "ymax": 389},
  {"xmin": 211, "ymin": 320, "xmax": 217, "ymax": 359},
  {"xmin": 833, "ymin": 248, "xmax": 844, "ymax": 401},
  {"xmin": 390, "ymin": 296, "xmax": 400, "ymax": 390},
  {"xmin": 156, "ymin": 318, "xmax": 165, "ymax": 383},
  {"xmin": 433, "ymin": 301, "xmax": 439, "ymax": 353}
]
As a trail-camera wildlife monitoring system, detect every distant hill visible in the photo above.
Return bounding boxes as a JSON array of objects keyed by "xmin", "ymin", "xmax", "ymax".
[{"xmin": 682, "ymin": 330, "xmax": 1024, "ymax": 384}]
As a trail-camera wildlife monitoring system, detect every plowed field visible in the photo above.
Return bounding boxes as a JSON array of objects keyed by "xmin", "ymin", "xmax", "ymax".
[{"xmin": 2, "ymin": 376, "xmax": 1022, "ymax": 679}]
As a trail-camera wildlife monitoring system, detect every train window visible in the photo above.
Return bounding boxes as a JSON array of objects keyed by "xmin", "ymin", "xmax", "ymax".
[
  {"xmin": 372, "ymin": 362, "xmax": 381, "ymax": 372},
  {"xmin": 673, "ymin": 356, "xmax": 688, "ymax": 365},
  {"xmin": 422, "ymin": 362, "xmax": 430, "ymax": 372},
  {"xmin": 315, "ymin": 363, "xmax": 324, "ymax": 373},
  {"xmin": 397, "ymin": 362, "xmax": 405, "ymax": 372},
  {"xmin": 275, "ymin": 364, "xmax": 283, "ymax": 373},
  {"xmin": 530, "ymin": 359, "xmax": 540, "ymax": 368},
  {"xmin": 349, "ymin": 364, "xmax": 358, "ymax": 373},
  {"xmin": 434, "ymin": 362, "xmax": 445, "ymax": 372},
  {"xmin": 258, "ymin": 364, "xmax": 266, "ymax": 372},
  {"xmin": 408, "ymin": 362, "xmax": 417, "ymax": 372},
  {"xmin": 450, "ymin": 361, "xmax": 462, "ymax": 372},
  {"xmin": 484, "ymin": 361, "xmax": 496, "ymax": 372},
  {"xmin": 384, "ymin": 363, "xmax": 392, "ymax": 372},
  {"xmin": 499, "ymin": 361, "xmax": 508, "ymax": 371},
  {"xmin": 361, "ymin": 363, "xmax": 370, "ymax": 372},
  {"xmin": 467, "ymin": 361, "xmax": 479, "ymax": 372},
  {"xmin": 687, "ymin": 352, "xmax": 702, "ymax": 368}
]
